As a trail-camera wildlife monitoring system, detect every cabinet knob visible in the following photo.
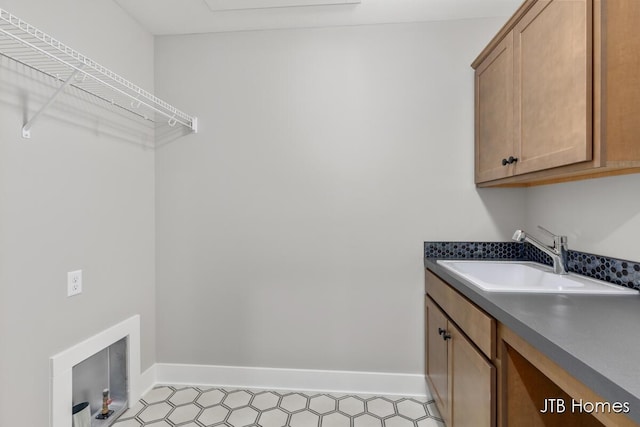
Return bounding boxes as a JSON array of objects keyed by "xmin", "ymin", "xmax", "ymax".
[
  {"xmin": 438, "ymin": 328, "xmax": 446, "ymax": 336},
  {"xmin": 442, "ymin": 333, "xmax": 452, "ymax": 341},
  {"xmin": 501, "ymin": 158, "xmax": 509, "ymax": 166}
]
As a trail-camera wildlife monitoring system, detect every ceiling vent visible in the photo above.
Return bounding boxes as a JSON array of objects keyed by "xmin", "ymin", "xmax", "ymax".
[{"xmin": 204, "ymin": 0, "xmax": 360, "ymax": 12}]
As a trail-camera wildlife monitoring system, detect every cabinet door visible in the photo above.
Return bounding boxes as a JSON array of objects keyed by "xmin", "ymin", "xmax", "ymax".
[
  {"xmin": 475, "ymin": 32, "xmax": 515, "ymax": 183},
  {"xmin": 513, "ymin": 0, "xmax": 592, "ymax": 175},
  {"xmin": 426, "ymin": 297, "xmax": 450, "ymax": 426},
  {"xmin": 450, "ymin": 321, "xmax": 495, "ymax": 427}
]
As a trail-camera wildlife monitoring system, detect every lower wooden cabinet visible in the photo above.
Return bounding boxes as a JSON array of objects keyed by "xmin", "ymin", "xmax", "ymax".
[
  {"xmin": 425, "ymin": 296, "xmax": 495, "ymax": 427},
  {"xmin": 426, "ymin": 297, "xmax": 451, "ymax": 425},
  {"xmin": 426, "ymin": 268, "xmax": 640, "ymax": 427},
  {"xmin": 450, "ymin": 320, "xmax": 494, "ymax": 427}
]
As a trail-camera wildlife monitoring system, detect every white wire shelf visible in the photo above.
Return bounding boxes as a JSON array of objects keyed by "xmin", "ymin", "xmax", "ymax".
[{"xmin": 0, "ymin": 7, "xmax": 197, "ymax": 138}]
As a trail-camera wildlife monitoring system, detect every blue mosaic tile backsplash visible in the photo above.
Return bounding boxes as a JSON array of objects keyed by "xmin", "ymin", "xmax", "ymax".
[
  {"xmin": 424, "ymin": 241, "xmax": 640, "ymax": 291},
  {"xmin": 424, "ymin": 241, "xmax": 526, "ymax": 260}
]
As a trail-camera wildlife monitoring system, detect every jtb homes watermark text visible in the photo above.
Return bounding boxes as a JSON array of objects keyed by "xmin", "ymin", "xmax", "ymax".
[{"xmin": 540, "ymin": 398, "xmax": 630, "ymax": 414}]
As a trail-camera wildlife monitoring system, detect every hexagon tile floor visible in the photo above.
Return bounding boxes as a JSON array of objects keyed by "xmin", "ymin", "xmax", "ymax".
[{"xmin": 112, "ymin": 385, "xmax": 445, "ymax": 427}]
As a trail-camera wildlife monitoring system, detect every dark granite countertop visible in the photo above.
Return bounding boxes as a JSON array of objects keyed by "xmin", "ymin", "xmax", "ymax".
[{"xmin": 425, "ymin": 258, "xmax": 640, "ymax": 424}]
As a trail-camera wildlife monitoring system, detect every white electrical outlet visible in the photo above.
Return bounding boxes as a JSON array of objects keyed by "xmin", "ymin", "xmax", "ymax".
[{"xmin": 67, "ymin": 270, "xmax": 82, "ymax": 296}]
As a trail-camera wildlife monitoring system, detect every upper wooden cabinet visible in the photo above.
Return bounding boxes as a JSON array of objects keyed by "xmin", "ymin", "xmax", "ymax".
[
  {"xmin": 472, "ymin": 0, "xmax": 640, "ymax": 187},
  {"xmin": 514, "ymin": 0, "xmax": 592, "ymax": 174},
  {"xmin": 475, "ymin": 32, "xmax": 514, "ymax": 182}
]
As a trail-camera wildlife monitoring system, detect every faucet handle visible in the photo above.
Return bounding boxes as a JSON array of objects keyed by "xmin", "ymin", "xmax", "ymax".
[{"xmin": 537, "ymin": 225, "xmax": 567, "ymax": 247}]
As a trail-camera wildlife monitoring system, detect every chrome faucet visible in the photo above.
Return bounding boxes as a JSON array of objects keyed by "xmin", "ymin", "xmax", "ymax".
[{"xmin": 512, "ymin": 226, "xmax": 569, "ymax": 275}]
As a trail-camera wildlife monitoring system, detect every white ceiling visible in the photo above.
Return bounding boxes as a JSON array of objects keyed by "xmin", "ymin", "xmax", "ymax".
[{"xmin": 114, "ymin": 0, "xmax": 522, "ymax": 35}]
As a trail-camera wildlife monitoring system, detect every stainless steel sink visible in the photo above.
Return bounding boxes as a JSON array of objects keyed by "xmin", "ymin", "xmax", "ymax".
[{"xmin": 437, "ymin": 260, "xmax": 638, "ymax": 294}]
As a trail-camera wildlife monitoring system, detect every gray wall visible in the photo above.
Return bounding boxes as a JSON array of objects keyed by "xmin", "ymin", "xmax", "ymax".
[
  {"xmin": 154, "ymin": 19, "xmax": 525, "ymax": 373},
  {"xmin": 1, "ymin": 2, "xmax": 638, "ymax": 423},
  {"xmin": 524, "ymin": 174, "xmax": 640, "ymax": 261},
  {"xmin": 0, "ymin": 1, "xmax": 156, "ymax": 425}
]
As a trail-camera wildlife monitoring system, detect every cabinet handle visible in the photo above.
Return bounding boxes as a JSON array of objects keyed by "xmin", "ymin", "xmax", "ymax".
[
  {"xmin": 442, "ymin": 333, "xmax": 452, "ymax": 341},
  {"xmin": 438, "ymin": 328, "xmax": 446, "ymax": 336},
  {"xmin": 502, "ymin": 156, "xmax": 519, "ymax": 166}
]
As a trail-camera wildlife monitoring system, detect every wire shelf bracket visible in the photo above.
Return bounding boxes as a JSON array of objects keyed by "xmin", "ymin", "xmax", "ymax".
[
  {"xmin": 0, "ymin": 7, "xmax": 198, "ymax": 138},
  {"xmin": 21, "ymin": 67, "xmax": 82, "ymax": 138}
]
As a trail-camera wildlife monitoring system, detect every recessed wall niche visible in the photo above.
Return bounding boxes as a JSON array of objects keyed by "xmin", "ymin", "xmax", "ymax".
[
  {"xmin": 50, "ymin": 315, "xmax": 141, "ymax": 427},
  {"xmin": 72, "ymin": 337, "xmax": 128, "ymax": 426}
]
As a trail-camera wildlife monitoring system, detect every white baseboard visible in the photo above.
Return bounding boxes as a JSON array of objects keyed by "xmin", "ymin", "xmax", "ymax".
[
  {"xmin": 138, "ymin": 364, "xmax": 157, "ymax": 400},
  {"xmin": 150, "ymin": 363, "xmax": 429, "ymax": 397}
]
